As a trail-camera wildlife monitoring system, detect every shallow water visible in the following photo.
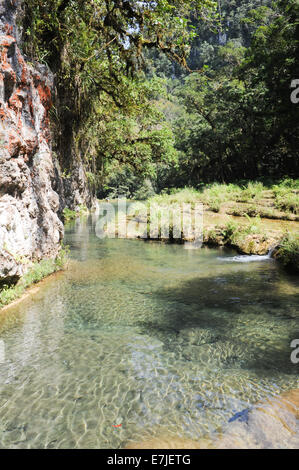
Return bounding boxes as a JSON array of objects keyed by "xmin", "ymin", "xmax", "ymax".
[{"xmin": 0, "ymin": 214, "xmax": 298, "ymax": 449}]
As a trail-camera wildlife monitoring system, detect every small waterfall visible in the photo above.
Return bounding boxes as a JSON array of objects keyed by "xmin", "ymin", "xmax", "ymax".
[
  {"xmin": 218, "ymin": 246, "xmax": 277, "ymax": 263},
  {"xmin": 267, "ymin": 246, "xmax": 277, "ymax": 259}
]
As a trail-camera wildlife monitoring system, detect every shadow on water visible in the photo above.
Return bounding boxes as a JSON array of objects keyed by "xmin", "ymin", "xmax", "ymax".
[
  {"xmin": 148, "ymin": 268, "xmax": 299, "ymax": 376},
  {"xmin": 65, "ymin": 216, "xmax": 299, "ymax": 378}
]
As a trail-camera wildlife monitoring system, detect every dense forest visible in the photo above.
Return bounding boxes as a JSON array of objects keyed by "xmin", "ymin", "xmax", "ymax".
[{"xmin": 21, "ymin": 0, "xmax": 299, "ymax": 199}]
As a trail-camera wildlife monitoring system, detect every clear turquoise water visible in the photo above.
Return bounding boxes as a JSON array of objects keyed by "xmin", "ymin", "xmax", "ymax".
[{"xmin": 0, "ymin": 215, "xmax": 298, "ymax": 448}]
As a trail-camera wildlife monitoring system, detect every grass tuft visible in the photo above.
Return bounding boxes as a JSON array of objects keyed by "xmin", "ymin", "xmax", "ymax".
[
  {"xmin": 63, "ymin": 205, "xmax": 89, "ymax": 222},
  {"xmin": 147, "ymin": 180, "xmax": 299, "ymax": 218},
  {"xmin": 0, "ymin": 247, "xmax": 69, "ymax": 309},
  {"xmin": 275, "ymin": 233, "xmax": 299, "ymax": 273}
]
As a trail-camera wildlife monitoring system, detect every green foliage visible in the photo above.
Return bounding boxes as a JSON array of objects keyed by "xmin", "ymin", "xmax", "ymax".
[
  {"xmin": 0, "ymin": 250, "xmax": 69, "ymax": 309},
  {"xmin": 63, "ymin": 207, "xmax": 77, "ymax": 222},
  {"xmin": 83, "ymin": 76, "xmax": 178, "ymax": 195},
  {"xmin": 275, "ymin": 193, "xmax": 299, "ymax": 215},
  {"xmin": 221, "ymin": 220, "xmax": 240, "ymax": 244},
  {"xmin": 24, "ymin": 0, "xmax": 217, "ymax": 70},
  {"xmin": 272, "ymin": 179, "xmax": 299, "ymax": 214},
  {"xmin": 54, "ymin": 245, "xmax": 70, "ymax": 269},
  {"xmin": 150, "ymin": 187, "xmax": 201, "ymax": 206},
  {"xmin": 209, "ymin": 200, "xmax": 221, "ymax": 213},
  {"xmin": 242, "ymin": 214, "xmax": 263, "ymax": 235},
  {"xmin": 146, "ymin": 181, "xmax": 299, "ymax": 224},
  {"xmin": 187, "ymin": 0, "xmax": 275, "ymax": 71},
  {"xmin": 275, "ymin": 233, "xmax": 299, "ymax": 273},
  {"xmin": 199, "ymin": 183, "xmax": 242, "ymax": 206},
  {"xmin": 134, "ymin": 180, "xmax": 156, "ymax": 201},
  {"xmin": 220, "ymin": 216, "xmax": 263, "ymax": 246},
  {"xmin": 147, "ymin": 181, "xmax": 298, "ymax": 210},
  {"xmin": 63, "ymin": 206, "xmax": 88, "ymax": 222},
  {"xmin": 22, "ymin": 0, "xmax": 216, "ymax": 190},
  {"xmin": 22, "ymin": 1, "xmax": 299, "ymax": 191},
  {"xmin": 237, "ymin": 182, "xmax": 265, "ymax": 202},
  {"xmin": 149, "ymin": 1, "xmax": 299, "ymax": 186}
]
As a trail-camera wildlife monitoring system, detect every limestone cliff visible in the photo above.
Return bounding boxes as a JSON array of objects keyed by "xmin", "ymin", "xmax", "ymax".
[{"xmin": 0, "ymin": 0, "xmax": 64, "ymax": 284}]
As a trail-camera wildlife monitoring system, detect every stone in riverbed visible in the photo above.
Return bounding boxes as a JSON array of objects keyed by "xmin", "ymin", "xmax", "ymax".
[{"xmin": 124, "ymin": 389, "xmax": 299, "ymax": 449}]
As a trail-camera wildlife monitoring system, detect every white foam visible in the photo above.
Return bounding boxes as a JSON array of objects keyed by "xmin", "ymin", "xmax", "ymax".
[
  {"xmin": 219, "ymin": 254, "xmax": 271, "ymax": 263},
  {"xmin": 218, "ymin": 246, "xmax": 276, "ymax": 263}
]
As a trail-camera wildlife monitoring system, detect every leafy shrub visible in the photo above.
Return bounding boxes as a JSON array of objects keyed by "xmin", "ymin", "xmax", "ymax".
[
  {"xmin": 63, "ymin": 207, "xmax": 77, "ymax": 222},
  {"xmin": 63, "ymin": 206, "xmax": 88, "ymax": 222},
  {"xmin": 0, "ymin": 248, "xmax": 69, "ymax": 309},
  {"xmin": 209, "ymin": 200, "xmax": 221, "ymax": 213},
  {"xmin": 275, "ymin": 193, "xmax": 299, "ymax": 215},
  {"xmin": 272, "ymin": 179, "xmax": 299, "ymax": 214},
  {"xmin": 221, "ymin": 220, "xmax": 240, "ymax": 244},
  {"xmin": 275, "ymin": 234, "xmax": 299, "ymax": 273},
  {"xmin": 238, "ymin": 182, "xmax": 265, "ymax": 202},
  {"xmin": 220, "ymin": 216, "xmax": 263, "ymax": 246},
  {"xmin": 133, "ymin": 180, "xmax": 156, "ymax": 200}
]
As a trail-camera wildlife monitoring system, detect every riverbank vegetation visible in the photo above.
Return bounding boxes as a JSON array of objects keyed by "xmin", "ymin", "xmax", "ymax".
[
  {"xmin": 139, "ymin": 179, "xmax": 298, "ymax": 263},
  {"xmin": 63, "ymin": 205, "xmax": 89, "ymax": 223},
  {"xmin": 0, "ymin": 248, "xmax": 69, "ymax": 310},
  {"xmin": 148, "ymin": 180, "xmax": 299, "ymax": 218},
  {"xmin": 274, "ymin": 234, "xmax": 299, "ymax": 273},
  {"xmin": 203, "ymin": 217, "xmax": 276, "ymax": 256},
  {"xmin": 143, "ymin": 207, "xmax": 283, "ymax": 256}
]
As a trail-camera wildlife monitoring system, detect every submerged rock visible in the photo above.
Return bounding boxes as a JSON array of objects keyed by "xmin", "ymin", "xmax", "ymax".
[{"xmin": 124, "ymin": 388, "xmax": 299, "ymax": 449}]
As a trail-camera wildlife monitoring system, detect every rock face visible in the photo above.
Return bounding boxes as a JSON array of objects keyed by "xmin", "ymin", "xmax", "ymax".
[
  {"xmin": 0, "ymin": 0, "xmax": 64, "ymax": 284},
  {"xmin": 57, "ymin": 160, "xmax": 96, "ymax": 214}
]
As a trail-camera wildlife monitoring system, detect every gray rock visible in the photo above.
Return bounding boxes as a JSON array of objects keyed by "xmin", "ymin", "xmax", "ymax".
[
  {"xmin": 0, "ymin": 0, "xmax": 98, "ymax": 284},
  {"xmin": 0, "ymin": 0, "xmax": 63, "ymax": 283}
]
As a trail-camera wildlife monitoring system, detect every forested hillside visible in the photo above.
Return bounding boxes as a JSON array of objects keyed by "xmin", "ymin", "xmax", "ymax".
[
  {"xmin": 118, "ymin": 0, "xmax": 299, "ymax": 195},
  {"xmin": 9, "ymin": 0, "xmax": 299, "ymax": 197},
  {"xmin": 164, "ymin": 0, "xmax": 299, "ymax": 187},
  {"xmin": 13, "ymin": 1, "xmax": 297, "ymax": 201}
]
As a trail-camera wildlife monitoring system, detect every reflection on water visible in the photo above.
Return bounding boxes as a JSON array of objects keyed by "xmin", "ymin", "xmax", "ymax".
[{"xmin": 0, "ymin": 214, "xmax": 298, "ymax": 449}]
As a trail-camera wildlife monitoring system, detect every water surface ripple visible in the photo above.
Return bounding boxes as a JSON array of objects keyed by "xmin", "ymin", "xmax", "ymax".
[{"xmin": 0, "ymin": 216, "xmax": 298, "ymax": 448}]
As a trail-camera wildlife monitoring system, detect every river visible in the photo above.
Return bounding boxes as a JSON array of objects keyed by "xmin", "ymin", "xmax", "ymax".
[{"xmin": 0, "ymin": 214, "xmax": 298, "ymax": 448}]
